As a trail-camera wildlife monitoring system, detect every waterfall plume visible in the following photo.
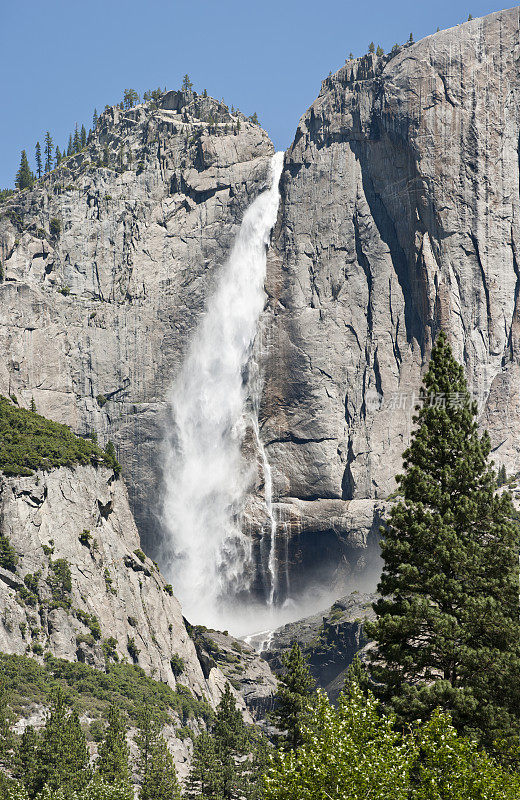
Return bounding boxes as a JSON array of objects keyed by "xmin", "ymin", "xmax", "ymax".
[{"xmin": 162, "ymin": 152, "xmax": 284, "ymax": 631}]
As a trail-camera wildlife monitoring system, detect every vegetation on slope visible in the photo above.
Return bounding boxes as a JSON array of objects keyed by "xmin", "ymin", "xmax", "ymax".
[
  {"xmin": 0, "ymin": 653, "xmax": 211, "ymax": 726},
  {"xmin": 0, "ymin": 396, "xmax": 120, "ymax": 477}
]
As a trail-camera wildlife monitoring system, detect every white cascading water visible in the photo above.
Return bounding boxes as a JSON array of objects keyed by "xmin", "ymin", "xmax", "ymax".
[{"xmin": 162, "ymin": 152, "xmax": 284, "ymax": 631}]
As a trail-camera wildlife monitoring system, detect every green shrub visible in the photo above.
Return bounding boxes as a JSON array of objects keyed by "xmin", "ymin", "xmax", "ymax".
[
  {"xmin": 0, "ymin": 532, "xmax": 18, "ymax": 572},
  {"xmin": 0, "ymin": 395, "xmax": 119, "ymax": 477},
  {"xmin": 102, "ymin": 637, "xmax": 118, "ymax": 663},
  {"xmin": 103, "ymin": 568, "xmax": 115, "ymax": 595},
  {"xmin": 127, "ymin": 637, "xmax": 139, "ymax": 663},
  {"xmin": 76, "ymin": 634, "xmax": 95, "ymax": 647},
  {"xmin": 48, "ymin": 559, "xmax": 72, "ymax": 607},
  {"xmin": 59, "ymin": 285, "xmax": 70, "ymax": 296},
  {"xmin": 96, "ymin": 395, "xmax": 107, "ymax": 408},
  {"xmin": 127, "ymin": 616, "xmax": 137, "ymax": 628},
  {"xmin": 49, "ymin": 217, "xmax": 61, "ymax": 238},
  {"xmin": 133, "ymin": 549, "xmax": 145, "ymax": 563},
  {"xmin": 79, "ymin": 530, "xmax": 92, "ymax": 547},
  {"xmin": 163, "ymin": 584, "xmax": 173, "ymax": 596},
  {"xmin": 170, "ymin": 654, "xmax": 185, "ymax": 677},
  {"xmin": 75, "ymin": 610, "xmax": 101, "ymax": 640}
]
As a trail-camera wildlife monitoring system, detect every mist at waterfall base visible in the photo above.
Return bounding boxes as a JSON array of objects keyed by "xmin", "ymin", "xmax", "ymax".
[{"xmin": 162, "ymin": 151, "xmax": 285, "ymax": 635}]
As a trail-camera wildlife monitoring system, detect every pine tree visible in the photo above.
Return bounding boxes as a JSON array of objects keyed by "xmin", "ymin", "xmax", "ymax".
[
  {"xmin": 15, "ymin": 726, "xmax": 39, "ymax": 797},
  {"xmin": 0, "ymin": 681, "xmax": 15, "ymax": 770},
  {"xmin": 123, "ymin": 89, "xmax": 139, "ymax": 110},
  {"xmin": 409, "ymin": 32, "xmax": 414, "ymax": 43},
  {"xmin": 213, "ymin": 684, "xmax": 248, "ymax": 799},
  {"xmin": 35, "ymin": 142, "xmax": 42, "ymax": 179},
  {"xmin": 95, "ymin": 705, "xmax": 131, "ymax": 787},
  {"xmin": 366, "ymin": 331, "xmax": 520, "ymax": 752},
  {"xmin": 498, "ymin": 464, "xmax": 507, "ymax": 486},
  {"xmin": 73, "ymin": 124, "xmax": 81, "ymax": 153},
  {"xmin": 32, "ymin": 687, "xmax": 91, "ymax": 797},
  {"xmin": 182, "ymin": 74, "xmax": 193, "ymax": 92},
  {"xmin": 184, "ymin": 732, "xmax": 221, "ymax": 800},
  {"xmin": 55, "ymin": 146, "xmax": 61, "ymax": 168},
  {"xmin": 80, "ymin": 125, "xmax": 87, "ymax": 149},
  {"xmin": 142, "ymin": 736, "xmax": 181, "ymax": 800},
  {"xmin": 135, "ymin": 707, "xmax": 180, "ymax": 800},
  {"xmin": 271, "ymin": 644, "xmax": 315, "ymax": 751},
  {"xmin": 67, "ymin": 134, "xmax": 73, "ymax": 157},
  {"xmin": 30, "ymin": 397, "xmax": 36, "ymax": 412},
  {"xmin": 376, "ymin": 45, "xmax": 384, "ymax": 56},
  {"xmin": 92, "ymin": 108, "xmax": 98, "ymax": 129},
  {"xmin": 44, "ymin": 131, "xmax": 53, "ymax": 173},
  {"xmin": 468, "ymin": 13, "xmax": 473, "ymax": 20},
  {"xmin": 15, "ymin": 150, "xmax": 34, "ymax": 190},
  {"xmin": 368, "ymin": 41, "xmax": 375, "ymax": 53}
]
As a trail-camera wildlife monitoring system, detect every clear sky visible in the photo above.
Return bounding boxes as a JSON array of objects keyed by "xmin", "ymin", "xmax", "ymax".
[{"xmin": 0, "ymin": 0, "xmax": 512, "ymax": 188}]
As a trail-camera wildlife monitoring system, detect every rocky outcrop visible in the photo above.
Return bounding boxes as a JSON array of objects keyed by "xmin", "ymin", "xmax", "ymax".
[
  {"xmin": 264, "ymin": 592, "xmax": 376, "ymax": 701},
  {"xmin": 0, "ymin": 91, "xmax": 274, "ymax": 555},
  {"xmin": 260, "ymin": 7, "xmax": 520, "ymax": 590},
  {"xmin": 0, "ymin": 463, "xmax": 243, "ymax": 710},
  {"xmin": 187, "ymin": 625, "xmax": 278, "ymax": 720}
]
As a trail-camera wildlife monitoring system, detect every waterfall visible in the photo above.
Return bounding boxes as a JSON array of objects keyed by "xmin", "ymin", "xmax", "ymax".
[{"xmin": 162, "ymin": 152, "xmax": 284, "ymax": 631}]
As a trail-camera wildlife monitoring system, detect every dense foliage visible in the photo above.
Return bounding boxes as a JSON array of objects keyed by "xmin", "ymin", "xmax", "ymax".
[
  {"xmin": 264, "ymin": 681, "xmax": 520, "ymax": 800},
  {"xmin": 0, "ymin": 654, "xmax": 211, "ymax": 725},
  {"xmin": 366, "ymin": 332, "xmax": 520, "ymax": 752},
  {"xmin": 0, "ymin": 396, "xmax": 120, "ymax": 477}
]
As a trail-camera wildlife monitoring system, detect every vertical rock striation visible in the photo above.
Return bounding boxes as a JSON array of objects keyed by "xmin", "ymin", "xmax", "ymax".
[{"xmin": 261, "ymin": 7, "xmax": 520, "ymax": 593}]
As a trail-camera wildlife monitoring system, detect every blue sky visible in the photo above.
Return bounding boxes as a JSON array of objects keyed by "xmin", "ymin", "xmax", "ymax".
[{"xmin": 0, "ymin": 0, "xmax": 511, "ymax": 188}]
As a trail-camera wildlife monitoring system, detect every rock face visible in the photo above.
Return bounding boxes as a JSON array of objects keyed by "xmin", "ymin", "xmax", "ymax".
[
  {"xmin": 0, "ymin": 92, "xmax": 274, "ymax": 556},
  {"xmin": 260, "ymin": 7, "xmax": 520, "ymax": 594},
  {"xmin": 0, "ymin": 463, "xmax": 232, "ymax": 708},
  {"xmin": 188, "ymin": 626, "xmax": 278, "ymax": 720},
  {"xmin": 264, "ymin": 592, "xmax": 376, "ymax": 702},
  {"xmin": 2, "ymin": 9, "xmax": 520, "ymax": 607}
]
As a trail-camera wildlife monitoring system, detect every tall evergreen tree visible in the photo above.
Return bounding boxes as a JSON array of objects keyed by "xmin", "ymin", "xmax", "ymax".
[
  {"xmin": 15, "ymin": 150, "xmax": 34, "ymax": 190},
  {"xmin": 44, "ymin": 131, "xmax": 53, "ymax": 173},
  {"xmin": 92, "ymin": 108, "xmax": 98, "ymax": 129},
  {"xmin": 213, "ymin": 684, "xmax": 248, "ymax": 799},
  {"xmin": 95, "ymin": 705, "xmax": 131, "ymax": 787},
  {"xmin": 73, "ymin": 124, "xmax": 81, "ymax": 153},
  {"xmin": 182, "ymin": 74, "xmax": 193, "ymax": 92},
  {"xmin": 271, "ymin": 644, "xmax": 315, "ymax": 751},
  {"xmin": 15, "ymin": 726, "xmax": 39, "ymax": 797},
  {"xmin": 32, "ymin": 687, "xmax": 90, "ymax": 798},
  {"xmin": 80, "ymin": 125, "xmax": 87, "ymax": 149},
  {"xmin": 184, "ymin": 732, "xmax": 221, "ymax": 800},
  {"xmin": 185, "ymin": 684, "xmax": 249, "ymax": 800},
  {"xmin": 55, "ymin": 146, "xmax": 62, "ymax": 168},
  {"xmin": 367, "ymin": 331, "xmax": 520, "ymax": 752},
  {"xmin": 142, "ymin": 736, "xmax": 180, "ymax": 800},
  {"xmin": 67, "ymin": 134, "xmax": 73, "ymax": 157},
  {"xmin": 135, "ymin": 707, "xmax": 180, "ymax": 800},
  {"xmin": 35, "ymin": 142, "xmax": 42, "ymax": 179}
]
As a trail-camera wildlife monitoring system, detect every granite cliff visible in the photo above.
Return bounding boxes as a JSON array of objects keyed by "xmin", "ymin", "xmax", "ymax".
[
  {"xmin": 259, "ymin": 6, "xmax": 520, "ymax": 598},
  {"xmin": 2, "ymin": 7, "xmax": 520, "ymax": 615},
  {"xmin": 0, "ymin": 91, "xmax": 273, "ymax": 556}
]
